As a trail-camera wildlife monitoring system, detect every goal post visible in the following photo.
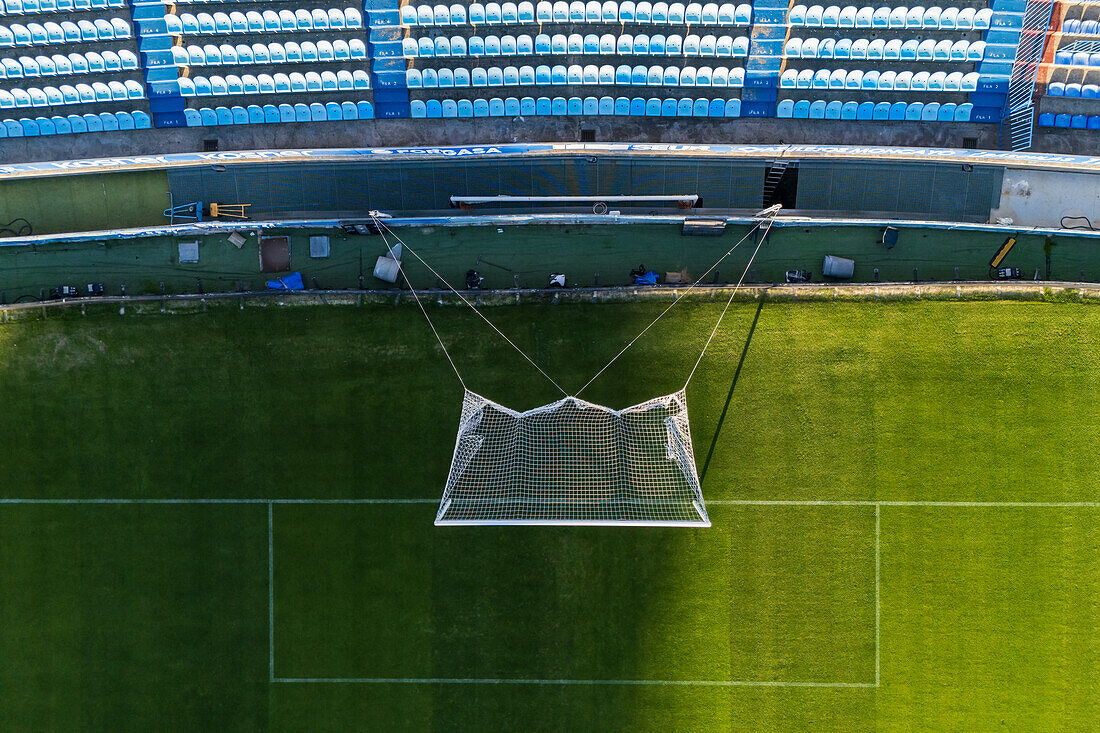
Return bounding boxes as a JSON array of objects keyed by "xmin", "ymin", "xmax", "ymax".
[{"xmin": 435, "ymin": 390, "xmax": 711, "ymax": 527}]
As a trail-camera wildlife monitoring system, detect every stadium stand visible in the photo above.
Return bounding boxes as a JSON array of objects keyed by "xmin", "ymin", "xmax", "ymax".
[
  {"xmin": 0, "ymin": 0, "xmax": 150, "ymax": 134},
  {"xmin": 1036, "ymin": 1, "xmax": 1100, "ymax": 130},
  {"xmin": 0, "ymin": 0, "xmax": 1092, "ymax": 138}
]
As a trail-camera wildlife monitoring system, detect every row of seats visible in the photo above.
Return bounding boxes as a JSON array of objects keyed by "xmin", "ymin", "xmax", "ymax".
[
  {"xmin": 173, "ymin": 40, "xmax": 368, "ymax": 66},
  {"xmin": 165, "ymin": 9, "xmax": 363, "ymax": 35},
  {"xmin": 1053, "ymin": 49, "xmax": 1100, "ymax": 67},
  {"xmin": 789, "ymin": 4, "xmax": 993, "ymax": 30},
  {"xmin": 408, "ymin": 62, "xmax": 747, "ymax": 86},
  {"xmin": 1, "ymin": 49, "xmax": 138, "ymax": 77},
  {"xmin": 0, "ymin": 0, "xmax": 125, "ymax": 14},
  {"xmin": 778, "ymin": 97, "xmax": 973, "ymax": 119},
  {"xmin": 1047, "ymin": 81, "xmax": 1100, "ymax": 97},
  {"xmin": 780, "ymin": 68, "xmax": 978, "ymax": 91},
  {"xmin": 783, "ymin": 36, "xmax": 983, "ymax": 61},
  {"xmin": 1061, "ymin": 19, "xmax": 1100, "ymax": 35},
  {"xmin": 1038, "ymin": 112, "xmax": 1100, "ymax": 129},
  {"xmin": 409, "ymin": 94, "xmax": 743, "ymax": 116},
  {"xmin": 182, "ymin": 100, "xmax": 374, "ymax": 125},
  {"xmin": 0, "ymin": 79, "xmax": 142, "ymax": 106},
  {"xmin": 401, "ymin": 32, "xmax": 751, "ymax": 57},
  {"xmin": 0, "ymin": 110, "xmax": 151, "ymax": 136},
  {"xmin": 180, "ymin": 70, "xmax": 371, "ymax": 95},
  {"xmin": 400, "ymin": 1, "xmax": 753, "ymax": 26},
  {"xmin": 0, "ymin": 18, "xmax": 130, "ymax": 46}
]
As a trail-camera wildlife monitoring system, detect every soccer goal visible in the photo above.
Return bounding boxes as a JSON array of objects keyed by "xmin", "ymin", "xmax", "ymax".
[
  {"xmin": 435, "ymin": 390, "xmax": 709, "ymax": 526},
  {"xmin": 370, "ymin": 208, "xmax": 778, "ymax": 528}
]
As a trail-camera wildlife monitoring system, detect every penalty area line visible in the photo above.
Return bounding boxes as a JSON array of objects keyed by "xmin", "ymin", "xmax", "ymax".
[
  {"xmin": 0, "ymin": 498, "xmax": 440, "ymax": 504},
  {"xmin": 2, "ymin": 499, "xmax": 1099, "ymax": 506},
  {"xmin": 271, "ymin": 677, "xmax": 876, "ymax": 688}
]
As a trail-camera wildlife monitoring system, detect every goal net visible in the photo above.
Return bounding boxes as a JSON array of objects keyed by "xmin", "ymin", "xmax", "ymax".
[{"xmin": 435, "ymin": 390, "xmax": 710, "ymax": 526}]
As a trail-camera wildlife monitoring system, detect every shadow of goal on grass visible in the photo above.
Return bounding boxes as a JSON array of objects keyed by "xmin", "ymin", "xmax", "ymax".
[{"xmin": 699, "ymin": 297, "xmax": 765, "ymax": 484}]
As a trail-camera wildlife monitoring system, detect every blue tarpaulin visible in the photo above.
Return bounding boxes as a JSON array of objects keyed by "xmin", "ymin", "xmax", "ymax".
[
  {"xmin": 633, "ymin": 270, "xmax": 659, "ymax": 285},
  {"xmin": 266, "ymin": 271, "xmax": 304, "ymax": 290}
]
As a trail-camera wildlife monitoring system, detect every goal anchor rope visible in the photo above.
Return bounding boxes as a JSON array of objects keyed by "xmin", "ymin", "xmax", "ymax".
[
  {"xmin": 372, "ymin": 213, "xmax": 776, "ymax": 398},
  {"xmin": 370, "ymin": 211, "xmax": 779, "ymax": 527}
]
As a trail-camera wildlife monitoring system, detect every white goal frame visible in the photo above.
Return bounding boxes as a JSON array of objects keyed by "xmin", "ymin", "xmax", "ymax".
[{"xmin": 435, "ymin": 390, "xmax": 711, "ymax": 527}]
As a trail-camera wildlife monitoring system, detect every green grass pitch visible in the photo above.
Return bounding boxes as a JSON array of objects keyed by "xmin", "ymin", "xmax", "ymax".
[{"xmin": 0, "ymin": 298, "xmax": 1098, "ymax": 730}]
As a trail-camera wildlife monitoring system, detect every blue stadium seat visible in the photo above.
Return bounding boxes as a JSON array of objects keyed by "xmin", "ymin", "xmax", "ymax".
[
  {"xmin": 723, "ymin": 98, "xmax": 740, "ymax": 117},
  {"xmin": 1088, "ymin": 116, "xmax": 1100, "ymax": 130},
  {"xmin": 357, "ymin": 101, "xmax": 374, "ymax": 119},
  {"xmin": 441, "ymin": 99, "xmax": 458, "ymax": 117},
  {"xmin": 552, "ymin": 96, "xmax": 567, "ymax": 115},
  {"xmin": 809, "ymin": 99, "xmax": 826, "ymax": 119},
  {"xmin": 426, "ymin": 99, "xmax": 443, "ymax": 118},
  {"xmin": 629, "ymin": 96, "xmax": 645, "ymax": 115},
  {"xmin": 776, "ymin": 98, "xmax": 794, "ymax": 117},
  {"xmin": 663, "ymin": 98, "xmax": 679, "ymax": 116},
  {"xmin": 519, "ymin": 96, "xmax": 535, "ymax": 115},
  {"xmin": 34, "ymin": 116, "xmax": 56, "ymax": 135},
  {"xmin": 582, "ymin": 96, "xmax": 597, "ymax": 114},
  {"xmin": 793, "ymin": 99, "xmax": 810, "ymax": 118},
  {"xmin": 889, "ymin": 101, "xmax": 907, "ymax": 120},
  {"xmin": 599, "ymin": 96, "xmax": 614, "ymax": 115},
  {"xmin": 536, "ymin": 96, "xmax": 551, "ymax": 114},
  {"xmin": 614, "ymin": 96, "xmax": 629, "ymax": 114},
  {"xmin": 904, "ymin": 102, "xmax": 923, "ymax": 120},
  {"xmin": 504, "ymin": 97, "xmax": 520, "ymax": 115},
  {"xmin": 856, "ymin": 101, "xmax": 873, "ymax": 120},
  {"xmin": 1072, "ymin": 114, "xmax": 1088, "ymax": 129}
]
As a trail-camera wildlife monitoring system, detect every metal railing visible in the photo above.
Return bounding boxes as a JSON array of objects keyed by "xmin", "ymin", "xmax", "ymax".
[{"xmin": 1005, "ymin": 0, "xmax": 1056, "ymax": 151}]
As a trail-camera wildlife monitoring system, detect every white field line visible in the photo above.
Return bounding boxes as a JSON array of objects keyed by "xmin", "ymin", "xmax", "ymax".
[
  {"xmin": 269, "ymin": 502, "xmax": 275, "ymax": 683},
  {"xmin": 9, "ymin": 498, "xmax": 1091, "ymax": 689},
  {"xmin": 0, "ymin": 498, "xmax": 439, "ymax": 504},
  {"xmin": 271, "ymin": 677, "xmax": 876, "ymax": 688},
  {"xmin": 706, "ymin": 500, "xmax": 1100, "ymax": 508},
  {"xmin": 1, "ymin": 499, "xmax": 1099, "ymax": 506},
  {"xmin": 875, "ymin": 504, "xmax": 881, "ymax": 688}
]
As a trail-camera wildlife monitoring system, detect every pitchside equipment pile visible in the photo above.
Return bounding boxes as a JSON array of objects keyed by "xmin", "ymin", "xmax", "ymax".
[{"xmin": 370, "ymin": 210, "xmax": 778, "ymax": 527}]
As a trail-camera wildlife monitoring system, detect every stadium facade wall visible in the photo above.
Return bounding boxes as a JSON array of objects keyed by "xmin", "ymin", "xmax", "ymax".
[
  {"xmin": 991, "ymin": 168, "xmax": 1100, "ymax": 227},
  {"xmin": 164, "ymin": 154, "xmax": 1005, "ymax": 222}
]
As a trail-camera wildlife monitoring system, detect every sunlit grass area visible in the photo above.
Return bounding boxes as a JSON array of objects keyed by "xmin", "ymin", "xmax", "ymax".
[{"xmin": 0, "ymin": 299, "xmax": 1098, "ymax": 730}]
